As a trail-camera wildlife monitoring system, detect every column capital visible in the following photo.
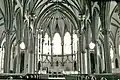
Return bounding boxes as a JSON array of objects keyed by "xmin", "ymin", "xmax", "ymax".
[
  {"xmin": 77, "ymin": 33, "xmax": 82, "ymax": 38},
  {"xmin": 50, "ymin": 42, "xmax": 53, "ymax": 46},
  {"xmin": 61, "ymin": 42, "xmax": 64, "ymax": 46},
  {"xmin": 101, "ymin": 29, "xmax": 110, "ymax": 35},
  {"xmin": 33, "ymin": 33, "xmax": 38, "ymax": 39},
  {"xmin": 78, "ymin": 14, "xmax": 85, "ymax": 21},
  {"xmin": 86, "ymin": 46, "xmax": 89, "ymax": 50},
  {"xmin": 6, "ymin": 29, "xmax": 10, "ymax": 34},
  {"xmin": 42, "ymin": 39, "xmax": 44, "ymax": 42},
  {"xmin": 81, "ymin": 50, "xmax": 86, "ymax": 54},
  {"xmin": 93, "ymin": 40, "xmax": 99, "ymax": 44},
  {"xmin": 102, "ymin": 29, "xmax": 107, "ymax": 35}
]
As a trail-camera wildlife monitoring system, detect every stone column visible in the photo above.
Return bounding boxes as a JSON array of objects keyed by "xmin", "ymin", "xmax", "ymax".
[
  {"xmin": 41, "ymin": 36, "xmax": 44, "ymax": 69},
  {"xmin": 28, "ymin": 33, "xmax": 33, "ymax": 73},
  {"xmin": 77, "ymin": 32, "xmax": 82, "ymax": 73},
  {"xmin": 28, "ymin": 31, "xmax": 35, "ymax": 73},
  {"xmin": 38, "ymin": 34, "xmax": 42, "ymax": 71},
  {"xmin": 71, "ymin": 31, "xmax": 74, "ymax": 70},
  {"xmin": 77, "ymin": 16, "xmax": 84, "ymax": 73},
  {"xmin": 51, "ymin": 41, "xmax": 53, "ymax": 67},
  {"xmin": 0, "ymin": 47, "xmax": 3, "ymax": 72},
  {"xmin": 61, "ymin": 41, "xmax": 64, "ymax": 66},
  {"xmin": 94, "ymin": 40, "xmax": 100, "ymax": 73},
  {"xmin": 34, "ymin": 33, "xmax": 38, "ymax": 73},
  {"xmin": 85, "ymin": 22, "xmax": 91, "ymax": 74},
  {"xmin": 16, "ymin": 42, "xmax": 20, "ymax": 73},
  {"xmin": 49, "ymin": 37, "xmax": 54, "ymax": 67},
  {"xmin": 77, "ymin": 34, "xmax": 80, "ymax": 71},
  {"xmin": 92, "ymin": 6, "xmax": 100, "ymax": 73},
  {"xmin": 4, "ymin": 32, "xmax": 11, "ymax": 73},
  {"xmin": 15, "ymin": 27, "xmax": 21, "ymax": 73},
  {"xmin": 86, "ymin": 47, "xmax": 91, "ymax": 74},
  {"xmin": 24, "ymin": 49, "xmax": 28, "ymax": 73},
  {"xmin": 32, "ymin": 33, "xmax": 36, "ymax": 73},
  {"xmin": 24, "ymin": 25, "xmax": 28, "ymax": 73},
  {"xmin": 81, "ymin": 51, "xmax": 85, "ymax": 74},
  {"xmin": 103, "ymin": 30, "xmax": 112, "ymax": 73},
  {"xmin": 100, "ymin": 2, "xmax": 112, "ymax": 73},
  {"xmin": 29, "ymin": 52, "xmax": 32, "ymax": 73},
  {"xmin": 78, "ymin": 15, "xmax": 85, "ymax": 73}
]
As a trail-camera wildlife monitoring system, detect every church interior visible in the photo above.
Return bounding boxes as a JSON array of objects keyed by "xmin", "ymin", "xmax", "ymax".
[{"xmin": 0, "ymin": 0, "xmax": 120, "ymax": 80}]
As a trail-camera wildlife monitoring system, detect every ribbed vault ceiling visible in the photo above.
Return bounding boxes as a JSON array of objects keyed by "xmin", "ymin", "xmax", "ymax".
[
  {"xmin": 33, "ymin": 0, "xmax": 83, "ymax": 38},
  {"xmin": 0, "ymin": 0, "xmax": 120, "ymax": 43},
  {"xmin": 0, "ymin": 0, "xmax": 86, "ymax": 42}
]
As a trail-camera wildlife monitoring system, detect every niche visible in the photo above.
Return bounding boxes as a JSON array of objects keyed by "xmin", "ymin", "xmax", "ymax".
[
  {"xmin": 74, "ymin": 61, "xmax": 77, "ymax": 71},
  {"xmin": 115, "ymin": 58, "xmax": 119, "ymax": 68},
  {"xmin": 56, "ymin": 61, "xmax": 59, "ymax": 66}
]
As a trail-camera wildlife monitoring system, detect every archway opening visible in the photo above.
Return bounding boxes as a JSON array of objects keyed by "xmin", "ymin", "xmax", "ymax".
[
  {"xmin": 20, "ymin": 52, "xmax": 24, "ymax": 73},
  {"xmin": 43, "ymin": 33, "xmax": 49, "ymax": 54},
  {"xmin": 64, "ymin": 32, "xmax": 71, "ymax": 54},
  {"xmin": 53, "ymin": 33, "xmax": 62, "ymax": 55},
  {"xmin": 90, "ymin": 53, "xmax": 95, "ymax": 74}
]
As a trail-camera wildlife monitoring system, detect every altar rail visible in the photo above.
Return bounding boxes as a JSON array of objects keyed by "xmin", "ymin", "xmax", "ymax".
[
  {"xmin": 0, "ymin": 73, "xmax": 48, "ymax": 80},
  {"xmin": 0, "ymin": 73, "xmax": 120, "ymax": 80},
  {"xmin": 64, "ymin": 73, "xmax": 120, "ymax": 80}
]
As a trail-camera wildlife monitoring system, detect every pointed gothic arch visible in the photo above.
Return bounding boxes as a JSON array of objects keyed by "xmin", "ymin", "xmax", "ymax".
[
  {"xmin": 52, "ymin": 33, "xmax": 62, "ymax": 55},
  {"xmin": 64, "ymin": 32, "xmax": 71, "ymax": 54},
  {"xmin": 43, "ymin": 33, "xmax": 49, "ymax": 54}
]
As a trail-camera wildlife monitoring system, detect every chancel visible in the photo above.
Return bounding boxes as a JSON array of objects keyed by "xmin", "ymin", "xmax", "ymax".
[{"xmin": 0, "ymin": 0, "xmax": 120, "ymax": 80}]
